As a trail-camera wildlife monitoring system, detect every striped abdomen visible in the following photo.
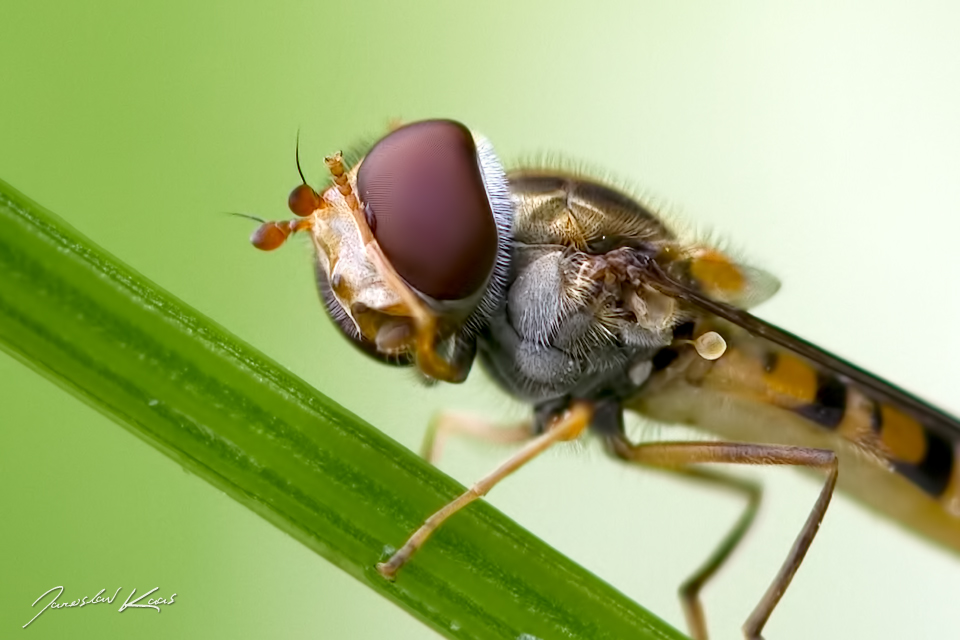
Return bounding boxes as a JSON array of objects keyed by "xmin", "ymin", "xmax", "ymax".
[{"xmin": 631, "ymin": 319, "xmax": 960, "ymax": 551}]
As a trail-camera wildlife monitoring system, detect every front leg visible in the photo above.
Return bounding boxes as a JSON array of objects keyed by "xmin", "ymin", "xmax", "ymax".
[{"xmin": 378, "ymin": 403, "xmax": 593, "ymax": 580}]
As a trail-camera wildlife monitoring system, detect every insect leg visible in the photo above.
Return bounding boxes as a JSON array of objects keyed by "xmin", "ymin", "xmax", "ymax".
[
  {"xmin": 378, "ymin": 402, "xmax": 593, "ymax": 580},
  {"xmin": 652, "ymin": 468, "xmax": 761, "ymax": 640},
  {"xmin": 606, "ymin": 436, "xmax": 838, "ymax": 640},
  {"xmin": 420, "ymin": 412, "xmax": 534, "ymax": 463}
]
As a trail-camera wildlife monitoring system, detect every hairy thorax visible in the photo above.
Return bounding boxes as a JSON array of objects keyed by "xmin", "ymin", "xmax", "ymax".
[{"xmin": 477, "ymin": 171, "xmax": 684, "ymax": 414}]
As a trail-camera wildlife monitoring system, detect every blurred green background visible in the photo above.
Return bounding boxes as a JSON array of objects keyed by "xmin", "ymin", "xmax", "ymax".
[{"xmin": 2, "ymin": 2, "xmax": 960, "ymax": 638}]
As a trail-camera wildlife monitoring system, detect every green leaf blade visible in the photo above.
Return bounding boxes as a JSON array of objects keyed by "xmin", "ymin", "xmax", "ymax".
[{"xmin": 0, "ymin": 178, "xmax": 685, "ymax": 640}]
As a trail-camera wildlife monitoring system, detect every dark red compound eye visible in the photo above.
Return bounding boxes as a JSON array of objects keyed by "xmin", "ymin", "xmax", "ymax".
[{"xmin": 356, "ymin": 120, "xmax": 499, "ymax": 301}]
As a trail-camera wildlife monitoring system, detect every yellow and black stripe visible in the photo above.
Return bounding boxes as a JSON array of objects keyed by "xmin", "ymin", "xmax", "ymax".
[
  {"xmin": 870, "ymin": 401, "xmax": 955, "ymax": 498},
  {"xmin": 714, "ymin": 339, "xmax": 958, "ymax": 501},
  {"xmin": 762, "ymin": 351, "xmax": 847, "ymax": 429},
  {"xmin": 759, "ymin": 346, "xmax": 956, "ymax": 498}
]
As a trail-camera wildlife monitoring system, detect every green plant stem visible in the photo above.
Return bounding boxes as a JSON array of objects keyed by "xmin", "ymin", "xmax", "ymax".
[{"xmin": 0, "ymin": 178, "xmax": 685, "ymax": 640}]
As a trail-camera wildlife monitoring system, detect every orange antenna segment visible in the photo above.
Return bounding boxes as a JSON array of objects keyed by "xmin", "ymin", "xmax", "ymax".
[
  {"xmin": 325, "ymin": 152, "xmax": 360, "ymax": 212},
  {"xmin": 288, "ymin": 183, "xmax": 323, "ymax": 217},
  {"xmin": 251, "ymin": 218, "xmax": 311, "ymax": 251}
]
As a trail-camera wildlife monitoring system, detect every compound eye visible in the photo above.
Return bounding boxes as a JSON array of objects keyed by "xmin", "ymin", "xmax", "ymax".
[{"xmin": 356, "ymin": 120, "xmax": 499, "ymax": 301}]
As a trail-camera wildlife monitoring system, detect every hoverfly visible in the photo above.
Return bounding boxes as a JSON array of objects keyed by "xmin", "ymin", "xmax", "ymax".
[{"xmin": 250, "ymin": 119, "xmax": 960, "ymax": 639}]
